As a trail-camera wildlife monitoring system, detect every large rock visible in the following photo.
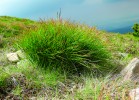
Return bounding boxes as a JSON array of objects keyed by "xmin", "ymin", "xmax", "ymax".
[
  {"xmin": 129, "ymin": 88, "xmax": 139, "ymax": 100},
  {"xmin": 6, "ymin": 53, "xmax": 19, "ymax": 63},
  {"xmin": 121, "ymin": 58, "xmax": 139, "ymax": 81}
]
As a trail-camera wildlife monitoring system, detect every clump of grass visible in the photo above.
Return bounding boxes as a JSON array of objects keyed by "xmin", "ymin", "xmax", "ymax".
[
  {"xmin": 0, "ymin": 68, "xmax": 10, "ymax": 87},
  {"xmin": 0, "ymin": 35, "xmax": 3, "ymax": 47},
  {"xmin": 18, "ymin": 19, "xmax": 116, "ymax": 74},
  {"xmin": 12, "ymin": 85, "xmax": 22, "ymax": 97}
]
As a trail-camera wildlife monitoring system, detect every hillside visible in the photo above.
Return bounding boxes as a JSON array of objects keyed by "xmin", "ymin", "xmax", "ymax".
[{"xmin": 0, "ymin": 16, "xmax": 139, "ymax": 99}]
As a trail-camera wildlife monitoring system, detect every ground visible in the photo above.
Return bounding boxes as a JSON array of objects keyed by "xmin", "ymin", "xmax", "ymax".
[{"xmin": 0, "ymin": 16, "xmax": 139, "ymax": 100}]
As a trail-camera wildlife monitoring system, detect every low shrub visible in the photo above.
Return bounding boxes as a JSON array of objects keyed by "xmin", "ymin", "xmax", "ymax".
[
  {"xmin": 132, "ymin": 23, "xmax": 139, "ymax": 37},
  {"xmin": 18, "ymin": 19, "xmax": 115, "ymax": 74}
]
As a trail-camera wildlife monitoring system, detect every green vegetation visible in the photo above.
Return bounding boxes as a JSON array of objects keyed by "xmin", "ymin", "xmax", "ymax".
[
  {"xmin": 0, "ymin": 16, "xmax": 139, "ymax": 99},
  {"xmin": 0, "ymin": 35, "xmax": 3, "ymax": 47},
  {"xmin": 0, "ymin": 16, "xmax": 36, "ymax": 48},
  {"xmin": 18, "ymin": 20, "xmax": 115, "ymax": 74},
  {"xmin": 132, "ymin": 23, "xmax": 139, "ymax": 37},
  {"xmin": 0, "ymin": 16, "xmax": 36, "ymax": 37},
  {"xmin": 0, "ymin": 68, "xmax": 10, "ymax": 87}
]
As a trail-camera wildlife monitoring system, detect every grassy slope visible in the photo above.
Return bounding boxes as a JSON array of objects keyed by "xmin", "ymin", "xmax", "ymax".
[{"xmin": 0, "ymin": 16, "xmax": 139, "ymax": 99}]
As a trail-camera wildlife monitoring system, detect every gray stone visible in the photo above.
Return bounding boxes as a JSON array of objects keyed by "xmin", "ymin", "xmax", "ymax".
[
  {"xmin": 6, "ymin": 53, "xmax": 19, "ymax": 62},
  {"xmin": 129, "ymin": 88, "xmax": 139, "ymax": 100},
  {"xmin": 121, "ymin": 58, "xmax": 139, "ymax": 81}
]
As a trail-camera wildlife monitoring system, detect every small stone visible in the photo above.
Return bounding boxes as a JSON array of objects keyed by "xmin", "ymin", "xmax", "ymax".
[
  {"xmin": 129, "ymin": 88, "xmax": 139, "ymax": 100},
  {"xmin": 6, "ymin": 53, "xmax": 19, "ymax": 63}
]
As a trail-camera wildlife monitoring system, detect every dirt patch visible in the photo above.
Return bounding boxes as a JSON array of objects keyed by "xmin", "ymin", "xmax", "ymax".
[{"xmin": 0, "ymin": 73, "xmax": 43, "ymax": 100}]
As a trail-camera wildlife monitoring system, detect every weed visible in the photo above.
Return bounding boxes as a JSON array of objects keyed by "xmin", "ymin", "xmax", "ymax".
[
  {"xmin": 0, "ymin": 68, "xmax": 10, "ymax": 87},
  {"xmin": 12, "ymin": 85, "xmax": 22, "ymax": 96}
]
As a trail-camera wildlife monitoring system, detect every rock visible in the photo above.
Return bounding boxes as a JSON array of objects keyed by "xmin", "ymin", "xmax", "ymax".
[
  {"xmin": 121, "ymin": 58, "xmax": 139, "ymax": 81},
  {"xmin": 6, "ymin": 53, "xmax": 19, "ymax": 63},
  {"xmin": 129, "ymin": 88, "xmax": 139, "ymax": 100},
  {"xmin": 6, "ymin": 50, "xmax": 25, "ymax": 63},
  {"xmin": 16, "ymin": 50, "xmax": 25, "ymax": 59}
]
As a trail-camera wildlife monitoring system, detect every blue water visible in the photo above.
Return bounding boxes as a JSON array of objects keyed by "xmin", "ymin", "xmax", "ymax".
[{"xmin": 108, "ymin": 26, "xmax": 133, "ymax": 33}]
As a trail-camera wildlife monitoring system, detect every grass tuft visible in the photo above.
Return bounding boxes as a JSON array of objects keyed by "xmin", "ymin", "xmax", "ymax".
[{"xmin": 18, "ymin": 19, "xmax": 116, "ymax": 74}]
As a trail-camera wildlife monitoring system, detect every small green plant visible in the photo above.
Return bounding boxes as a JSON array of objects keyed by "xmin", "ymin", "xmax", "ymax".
[
  {"xmin": 12, "ymin": 85, "xmax": 22, "ymax": 96},
  {"xmin": 0, "ymin": 68, "xmax": 10, "ymax": 87},
  {"xmin": 0, "ymin": 35, "xmax": 3, "ymax": 47},
  {"xmin": 132, "ymin": 23, "xmax": 139, "ymax": 37},
  {"xmin": 18, "ymin": 19, "xmax": 115, "ymax": 74}
]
